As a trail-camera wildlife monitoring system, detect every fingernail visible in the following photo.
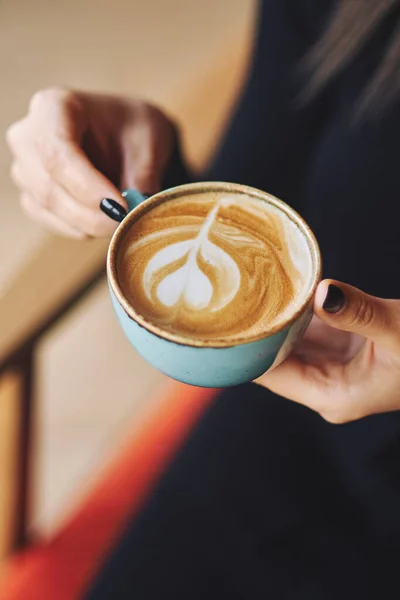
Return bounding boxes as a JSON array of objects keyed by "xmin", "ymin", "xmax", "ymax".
[
  {"xmin": 100, "ymin": 198, "xmax": 127, "ymax": 222},
  {"xmin": 323, "ymin": 284, "xmax": 345, "ymax": 313}
]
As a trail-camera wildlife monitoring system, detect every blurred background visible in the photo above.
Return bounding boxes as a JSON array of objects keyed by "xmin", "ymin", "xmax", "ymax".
[{"xmin": 0, "ymin": 0, "xmax": 256, "ymax": 567}]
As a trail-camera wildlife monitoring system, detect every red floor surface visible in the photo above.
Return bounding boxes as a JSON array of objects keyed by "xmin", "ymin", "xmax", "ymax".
[{"xmin": 0, "ymin": 382, "xmax": 218, "ymax": 600}]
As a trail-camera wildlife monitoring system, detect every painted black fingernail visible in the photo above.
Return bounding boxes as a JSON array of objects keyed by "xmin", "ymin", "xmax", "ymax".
[
  {"xmin": 323, "ymin": 284, "xmax": 345, "ymax": 313},
  {"xmin": 100, "ymin": 198, "xmax": 127, "ymax": 222}
]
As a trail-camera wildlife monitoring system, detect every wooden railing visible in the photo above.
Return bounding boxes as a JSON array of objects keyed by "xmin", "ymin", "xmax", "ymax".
[
  {"xmin": 0, "ymin": 24, "xmax": 253, "ymax": 560},
  {"xmin": 0, "ymin": 237, "xmax": 109, "ymax": 558}
]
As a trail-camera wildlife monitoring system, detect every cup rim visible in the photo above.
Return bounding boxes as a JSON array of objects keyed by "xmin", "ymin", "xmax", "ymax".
[{"xmin": 108, "ymin": 181, "xmax": 322, "ymax": 348}]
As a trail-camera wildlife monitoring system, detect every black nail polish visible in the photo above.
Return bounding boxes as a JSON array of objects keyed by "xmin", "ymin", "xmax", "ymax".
[
  {"xmin": 323, "ymin": 284, "xmax": 345, "ymax": 313},
  {"xmin": 100, "ymin": 198, "xmax": 127, "ymax": 222}
]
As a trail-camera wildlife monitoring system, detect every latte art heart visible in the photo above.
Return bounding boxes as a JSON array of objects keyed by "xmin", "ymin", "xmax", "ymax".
[
  {"xmin": 142, "ymin": 200, "xmax": 241, "ymax": 312},
  {"xmin": 117, "ymin": 192, "xmax": 312, "ymax": 341}
]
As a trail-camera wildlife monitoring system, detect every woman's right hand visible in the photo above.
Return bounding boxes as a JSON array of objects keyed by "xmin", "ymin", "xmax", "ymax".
[{"xmin": 6, "ymin": 88, "xmax": 176, "ymax": 238}]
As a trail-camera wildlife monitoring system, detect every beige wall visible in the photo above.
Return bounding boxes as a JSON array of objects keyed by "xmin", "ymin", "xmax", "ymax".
[{"xmin": 0, "ymin": 0, "xmax": 255, "ymax": 535}]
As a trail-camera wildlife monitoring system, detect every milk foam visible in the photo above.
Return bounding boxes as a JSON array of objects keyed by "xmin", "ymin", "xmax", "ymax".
[
  {"xmin": 143, "ymin": 198, "xmax": 241, "ymax": 312},
  {"xmin": 117, "ymin": 192, "xmax": 313, "ymax": 341},
  {"xmin": 263, "ymin": 203, "xmax": 313, "ymax": 322}
]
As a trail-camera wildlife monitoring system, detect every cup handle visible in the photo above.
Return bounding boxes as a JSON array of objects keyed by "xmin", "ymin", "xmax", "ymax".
[{"xmin": 121, "ymin": 189, "xmax": 151, "ymax": 213}]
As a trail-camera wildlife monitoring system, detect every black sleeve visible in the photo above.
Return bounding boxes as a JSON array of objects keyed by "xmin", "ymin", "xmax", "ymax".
[{"xmin": 164, "ymin": 0, "xmax": 331, "ymax": 213}]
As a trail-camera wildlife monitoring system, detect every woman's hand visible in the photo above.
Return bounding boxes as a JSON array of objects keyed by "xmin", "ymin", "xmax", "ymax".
[
  {"xmin": 257, "ymin": 280, "xmax": 400, "ymax": 424},
  {"xmin": 6, "ymin": 88, "xmax": 176, "ymax": 238}
]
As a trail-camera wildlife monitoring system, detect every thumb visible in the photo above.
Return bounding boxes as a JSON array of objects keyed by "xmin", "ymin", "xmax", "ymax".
[
  {"xmin": 315, "ymin": 279, "xmax": 400, "ymax": 352},
  {"xmin": 120, "ymin": 129, "xmax": 162, "ymax": 195}
]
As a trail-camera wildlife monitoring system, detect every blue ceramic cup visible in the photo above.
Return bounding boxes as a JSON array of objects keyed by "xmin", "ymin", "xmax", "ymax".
[{"xmin": 107, "ymin": 182, "xmax": 321, "ymax": 387}]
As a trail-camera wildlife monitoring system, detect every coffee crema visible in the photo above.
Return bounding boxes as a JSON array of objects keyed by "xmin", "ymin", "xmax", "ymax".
[{"xmin": 117, "ymin": 191, "xmax": 311, "ymax": 341}]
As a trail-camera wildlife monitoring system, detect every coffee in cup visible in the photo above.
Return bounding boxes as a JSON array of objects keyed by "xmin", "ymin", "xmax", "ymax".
[
  {"xmin": 117, "ymin": 189, "xmax": 312, "ymax": 343},
  {"xmin": 107, "ymin": 182, "xmax": 320, "ymax": 387}
]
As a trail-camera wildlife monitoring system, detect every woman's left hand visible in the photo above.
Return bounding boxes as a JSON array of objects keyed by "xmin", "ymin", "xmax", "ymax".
[{"xmin": 257, "ymin": 280, "xmax": 400, "ymax": 423}]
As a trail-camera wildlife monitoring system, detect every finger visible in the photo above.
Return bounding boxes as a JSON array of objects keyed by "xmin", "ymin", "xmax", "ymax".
[
  {"xmin": 301, "ymin": 317, "xmax": 350, "ymax": 353},
  {"xmin": 120, "ymin": 123, "xmax": 162, "ymax": 194},
  {"xmin": 10, "ymin": 161, "xmax": 24, "ymax": 189},
  {"xmin": 7, "ymin": 88, "xmax": 127, "ymax": 214},
  {"xmin": 12, "ymin": 160, "xmax": 120, "ymax": 237},
  {"xmin": 6, "ymin": 118, "xmax": 28, "ymax": 157},
  {"xmin": 20, "ymin": 193, "xmax": 85, "ymax": 239},
  {"xmin": 46, "ymin": 184, "xmax": 121, "ymax": 237},
  {"xmin": 255, "ymin": 355, "xmax": 324, "ymax": 412},
  {"xmin": 9, "ymin": 119, "xmax": 127, "ymax": 216},
  {"xmin": 255, "ymin": 355, "xmax": 356, "ymax": 423},
  {"xmin": 315, "ymin": 279, "xmax": 400, "ymax": 353},
  {"xmin": 40, "ymin": 139, "xmax": 127, "ymax": 212}
]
